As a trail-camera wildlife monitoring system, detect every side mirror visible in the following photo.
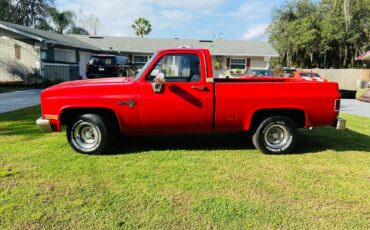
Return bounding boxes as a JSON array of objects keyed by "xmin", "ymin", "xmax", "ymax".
[{"xmin": 151, "ymin": 72, "xmax": 165, "ymax": 93}]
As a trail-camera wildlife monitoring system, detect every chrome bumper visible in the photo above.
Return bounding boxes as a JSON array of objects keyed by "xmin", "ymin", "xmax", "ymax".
[
  {"xmin": 36, "ymin": 117, "xmax": 52, "ymax": 133},
  {"xmin": 334, "ymin": 118, "xmax": 346, "ymax": 130}
]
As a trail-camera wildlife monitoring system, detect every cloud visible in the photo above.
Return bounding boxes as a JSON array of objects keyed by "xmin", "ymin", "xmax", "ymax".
[
  {"xmin": 242, "ymin": 24, "xmax": 269, "ymax": 40},
  {"xmin": 57, "ymin": 0, "xmax": 227, "ymax": 36},
  {"xmin": 154, "ymin": 0, "xmax": 227, "ymax": 9},
  {"xmin": 236, "ymin": 0, "xmax": 277, "ymax": 19}
]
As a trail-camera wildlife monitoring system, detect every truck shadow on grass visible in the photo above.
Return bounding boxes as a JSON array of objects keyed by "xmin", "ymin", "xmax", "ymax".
[
  {"xmin": 110, "ymin": 127, "xmax": 370, "ymax": 155},
  {"xmin": 294, "ymin": 127, "xmax": 370, "ymax": 154},
  {"xmin": 111, "ymin": 133, "xmax": 254, "ymax": 154}
]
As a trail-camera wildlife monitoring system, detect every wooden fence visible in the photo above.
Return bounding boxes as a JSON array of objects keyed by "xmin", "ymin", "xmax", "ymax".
[
  {"xmin": 43, "ymin": 63, "xmax": 79, "ymax": 82},
  {"xmin": 302, "ymin": 69, "xmax": 370, "ymax": 90}
]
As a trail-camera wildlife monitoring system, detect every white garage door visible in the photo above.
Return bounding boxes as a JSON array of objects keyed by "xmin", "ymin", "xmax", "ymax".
[{"xmin": 79, "ymin": 51, "xmax": 93, "ymax": 79}]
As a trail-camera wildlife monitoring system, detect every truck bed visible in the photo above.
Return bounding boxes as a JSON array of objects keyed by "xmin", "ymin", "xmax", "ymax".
[{"xmin": 213, "ymin": 79, "xmax": 340, "ymax": 133}]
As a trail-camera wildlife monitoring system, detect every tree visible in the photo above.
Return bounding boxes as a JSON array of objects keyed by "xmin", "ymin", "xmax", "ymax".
[
  {"xmin": 268, "ymin": 0, "xmax": 370, "ymax": 68},
  {"xmin": 0, "ymin": 0, "xmax": 11, "ymax": 21},
  {"xmin": 0, "ymin": 0, "xmax": 53, "ymax": 27},
  {"xmin": 49, "ymin": 8, "xmax": 75, "ymax": 34},
  {"xmin": 87, "ymin": 15, "xmax": 100, "ymax": 35},
  {"xmin": 67, "ymin": 26, "xmax": 89, "ymax": 35},
  {"xmin": 131, "ymin": 17, "xmax": 152, "ymax": 38}
]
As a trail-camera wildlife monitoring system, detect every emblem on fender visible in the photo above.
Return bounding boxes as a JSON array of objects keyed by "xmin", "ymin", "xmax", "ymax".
[{"xmin": 117, "ymin": 99, "xmax": 136, "ymax": 108}]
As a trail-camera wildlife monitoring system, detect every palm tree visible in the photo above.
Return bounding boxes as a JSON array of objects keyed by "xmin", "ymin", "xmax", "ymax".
[
  {"xmin": 131, "ymin": 17, "xmax": 152, "ymax": 38},
  {"xmin": 50, "ymin": 8, "xmax": 75, "ymax": 34}
]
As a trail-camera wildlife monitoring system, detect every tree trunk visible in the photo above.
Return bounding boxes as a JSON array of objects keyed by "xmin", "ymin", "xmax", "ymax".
[{"xmin": 343, "ymin": 46, "xmax": 348, "ymax": 67}]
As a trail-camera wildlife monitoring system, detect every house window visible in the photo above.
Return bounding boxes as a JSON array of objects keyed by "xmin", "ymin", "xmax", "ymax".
[
  {"xmin": 54, "ymin": 48, "xmax": 76, "ymax": 63},
  {"xmin": 133, "ymin": 55, "xmax": 150, "ymax": 67},
  {"xmin": 230, "ymin": 58, "xmax": 246, "ymax": 69},
  {"xmin": 15, "ymin": 45, "xmax": 21, "ymax": 60}
]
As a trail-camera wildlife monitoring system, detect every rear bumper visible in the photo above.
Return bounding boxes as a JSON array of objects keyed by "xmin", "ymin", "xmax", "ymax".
[
  {"xmin": 36, "ymin": 117, "xmax": 52, "ymax": 133},
  {"xmin": 332, "ymin": 118, "xmax": 346, "ymax": 130}
]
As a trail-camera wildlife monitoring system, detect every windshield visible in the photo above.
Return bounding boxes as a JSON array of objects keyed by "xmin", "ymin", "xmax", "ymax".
[
  {"xmin": 300, "ymin": 73, "xmax": 320, "ymax": 78},
  {"xmin": 248, "ymin": 69, "xmax": 274, "ymax": 76},
  {"xmin": 134, "ymin": 53, "xmax": 158, "ymax": 80}
]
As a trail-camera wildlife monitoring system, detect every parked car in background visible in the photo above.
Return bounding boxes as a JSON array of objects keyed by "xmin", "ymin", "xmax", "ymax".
[
  {"xmin": 86, "ymin": 54, "xmax": 136, "ymax": 79},
  {"xmin": 246, "ymin": 69, "xmax": 275, "ymax": 77},
  {"xmin": 290, "ymin": 71, "xmax": 327, "ymax": 82},
  {"xmin": 282, "ymin": 67, "xmax": 297, "ymax": 77}
]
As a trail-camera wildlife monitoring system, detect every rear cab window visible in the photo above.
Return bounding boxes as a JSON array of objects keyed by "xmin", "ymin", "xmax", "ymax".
[{"xmin": 89, "ymin": 56, "xmax": 116, "ymax": 66}]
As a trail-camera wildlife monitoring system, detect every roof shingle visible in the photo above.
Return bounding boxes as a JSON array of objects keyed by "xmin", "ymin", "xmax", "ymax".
[
  {"xmin": 0, "ymin": 21, "xmax": 99, "ymax": 51},
  {"xmin": 70, "ymin": 35, "xmax": 279, "ymax": 57}
]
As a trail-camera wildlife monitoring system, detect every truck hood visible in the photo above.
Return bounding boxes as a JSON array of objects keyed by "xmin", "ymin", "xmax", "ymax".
[
  {"xmin": 41, "ymin": 77, "xmax": 135, "ymax": 96},
  {"xmin": 58, "ymin": 77, "xmax": 133, "ymax": 86}
]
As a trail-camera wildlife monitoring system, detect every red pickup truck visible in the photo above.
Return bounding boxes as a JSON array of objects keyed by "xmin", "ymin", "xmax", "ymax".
[{"xmin": 37, "ymin": 48, "xmax": 345, "ymax": 155}]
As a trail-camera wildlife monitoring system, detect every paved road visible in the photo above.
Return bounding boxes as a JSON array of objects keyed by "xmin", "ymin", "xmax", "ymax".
[
  {"xmin": 340, "ymin": 99, "xmax": 370, "ymax": 117},
  {"xmin": 0, "ymin": 89, "xmax": 42, "ymax": 114}
]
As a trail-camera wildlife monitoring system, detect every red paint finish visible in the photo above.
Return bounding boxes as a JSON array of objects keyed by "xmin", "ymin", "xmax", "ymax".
[{"xmin": 39, "ymin": 49, "xmax": 340, "ymax": 135}]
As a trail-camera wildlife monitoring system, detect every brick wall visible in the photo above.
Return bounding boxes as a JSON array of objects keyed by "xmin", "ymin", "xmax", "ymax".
[{"xmin": 0, "ymin": 33, "xmax": 40, "ymax": 83}]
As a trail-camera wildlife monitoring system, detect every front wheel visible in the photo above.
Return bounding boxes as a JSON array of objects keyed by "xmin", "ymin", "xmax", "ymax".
[
  {"xmin": 252, "ymin": 116, "xmax": 297, "ymax": 154},
  {"xmin": 67, "ymin": 114, "xmax": 113, "ymax": 154}
]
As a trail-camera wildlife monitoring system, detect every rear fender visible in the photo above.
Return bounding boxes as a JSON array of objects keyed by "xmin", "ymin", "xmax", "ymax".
[{"xmin": 244, "ymin": 107, "xmax": 310, "ymax": 131}]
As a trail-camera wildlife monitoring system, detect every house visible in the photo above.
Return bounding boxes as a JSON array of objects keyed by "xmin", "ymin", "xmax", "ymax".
[
  {"xmin": 0, "ymin": 21, "xmax": 278, "ymax": 82},
  {"xmin": 71, "ymin": 35, "xmax": 279, "ymax": 78},
  {"xmin": 0, "ymin": 21, "xmax": 99, "ymax": 82}
]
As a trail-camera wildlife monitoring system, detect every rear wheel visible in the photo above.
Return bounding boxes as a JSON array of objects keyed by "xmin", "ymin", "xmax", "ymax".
[
  {"xmin": 252, "ymin": 116, "xmax": 297, "ymax": 154},
  {"xmin": 67, "ymin": 114, "xmax": 113, "ymax": 154}
]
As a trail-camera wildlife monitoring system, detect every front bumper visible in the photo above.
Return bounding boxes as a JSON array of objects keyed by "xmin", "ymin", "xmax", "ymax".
[
  {"xmin": 36, "ymin": 117, "xmax": 52, "ymax": 133},
  {"xmin": 333, "ymin": 117, "xmax": 346, "ymax": 130}
]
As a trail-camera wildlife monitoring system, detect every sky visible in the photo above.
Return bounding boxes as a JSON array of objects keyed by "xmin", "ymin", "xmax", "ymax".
[{"xmin": 57, "ymin": 0, "xmax": 286, "ymax": 41}]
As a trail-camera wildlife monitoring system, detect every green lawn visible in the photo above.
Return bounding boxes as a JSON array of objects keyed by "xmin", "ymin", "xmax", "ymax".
[
  {"xmin": 0, "ymin": 106, "xmax": 369, "ymax": 229},
  {"xmin": 356, "ymin": 88, "xmax": 369, "ymax": 99},
  {"xmin": 0, "ymin": 86, "xmax": 35, "ymax": 94}
]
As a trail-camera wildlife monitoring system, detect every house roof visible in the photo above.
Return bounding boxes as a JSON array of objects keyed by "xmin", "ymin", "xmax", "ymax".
[
  {"xmin": 356, "ymin": 50, "xmax": 370, "ymax": 61},
  {"xmin": 70, "ymin": 35, "xmax": 279, "ymax": 57},
  {"xmin": 0, "ymin": 21, "xmax": 99, "ymax": 51},
  {"xmin": 0, "ymin": 21, "xmax": 279, "ymax": 57}
]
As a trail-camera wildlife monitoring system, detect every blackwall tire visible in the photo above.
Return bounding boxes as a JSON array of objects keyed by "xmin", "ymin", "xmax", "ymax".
[
  {"xmin": 252, "ymin": 116, "xmax": 297, "ymax": 154},
  {"xmin": 67, "ymin": 114, "xmax": 113, "ymax": 155}
]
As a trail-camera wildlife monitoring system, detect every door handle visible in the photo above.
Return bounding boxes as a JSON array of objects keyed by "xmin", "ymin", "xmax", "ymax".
[{"xmin": 191, "ymin": 85, "xmax": 206, "ymax": 91}]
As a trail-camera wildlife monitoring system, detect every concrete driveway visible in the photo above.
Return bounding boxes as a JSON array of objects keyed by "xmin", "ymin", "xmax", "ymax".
[
  {"xmin": 0, "ymin": 89, "xmax": 42, "ymax": 114},
  {"xmin": 340, "ymin": 99, "xmax": 370, "ymax": 118}
]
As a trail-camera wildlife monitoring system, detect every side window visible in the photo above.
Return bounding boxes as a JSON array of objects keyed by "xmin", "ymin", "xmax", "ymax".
[
  {"xmin": 116, "ymin": 56, "xmax": 123, "ymax": 64},
  {"xmin": 147, "ymin": 54, "xmax": 200, "ymax": 82}
]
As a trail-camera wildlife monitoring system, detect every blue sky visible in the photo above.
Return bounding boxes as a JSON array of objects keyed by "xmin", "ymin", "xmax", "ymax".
[{"xmin": 57, "ymin": 0, "xmax": 286, "ymax": 40}]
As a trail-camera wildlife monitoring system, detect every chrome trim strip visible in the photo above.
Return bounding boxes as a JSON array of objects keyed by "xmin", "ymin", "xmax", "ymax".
[{"xmin": 36, "ymin": 117, "xmax": 52, "ymax": 133}]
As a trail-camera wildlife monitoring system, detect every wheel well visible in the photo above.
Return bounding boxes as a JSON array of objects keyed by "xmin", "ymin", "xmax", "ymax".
[
  {"xmin": 250, "ymin": 109, "xmax": 306, "ymax": 130},
  {"xmin": 60, "ymin": 108, "xmax": 120, "ymax": 130}
]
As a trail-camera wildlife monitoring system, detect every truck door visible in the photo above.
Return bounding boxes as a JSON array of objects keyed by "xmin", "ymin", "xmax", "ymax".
[{"xmin": 138, "ymin": 51, "xmax": 210, "ymax": 135}]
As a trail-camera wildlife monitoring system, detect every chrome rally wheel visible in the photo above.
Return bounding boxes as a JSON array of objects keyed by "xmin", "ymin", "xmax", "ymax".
[
  {"xmin": 67, "ymin": 114, "xmax": 113, "ymax": 155},
  {"xmin": 72, "ymin": 121, "xmax": 102, "ymax": 152},
  {"xmin": 253, "ymin": 116, "xmax": 297, "ymax": 154}
]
